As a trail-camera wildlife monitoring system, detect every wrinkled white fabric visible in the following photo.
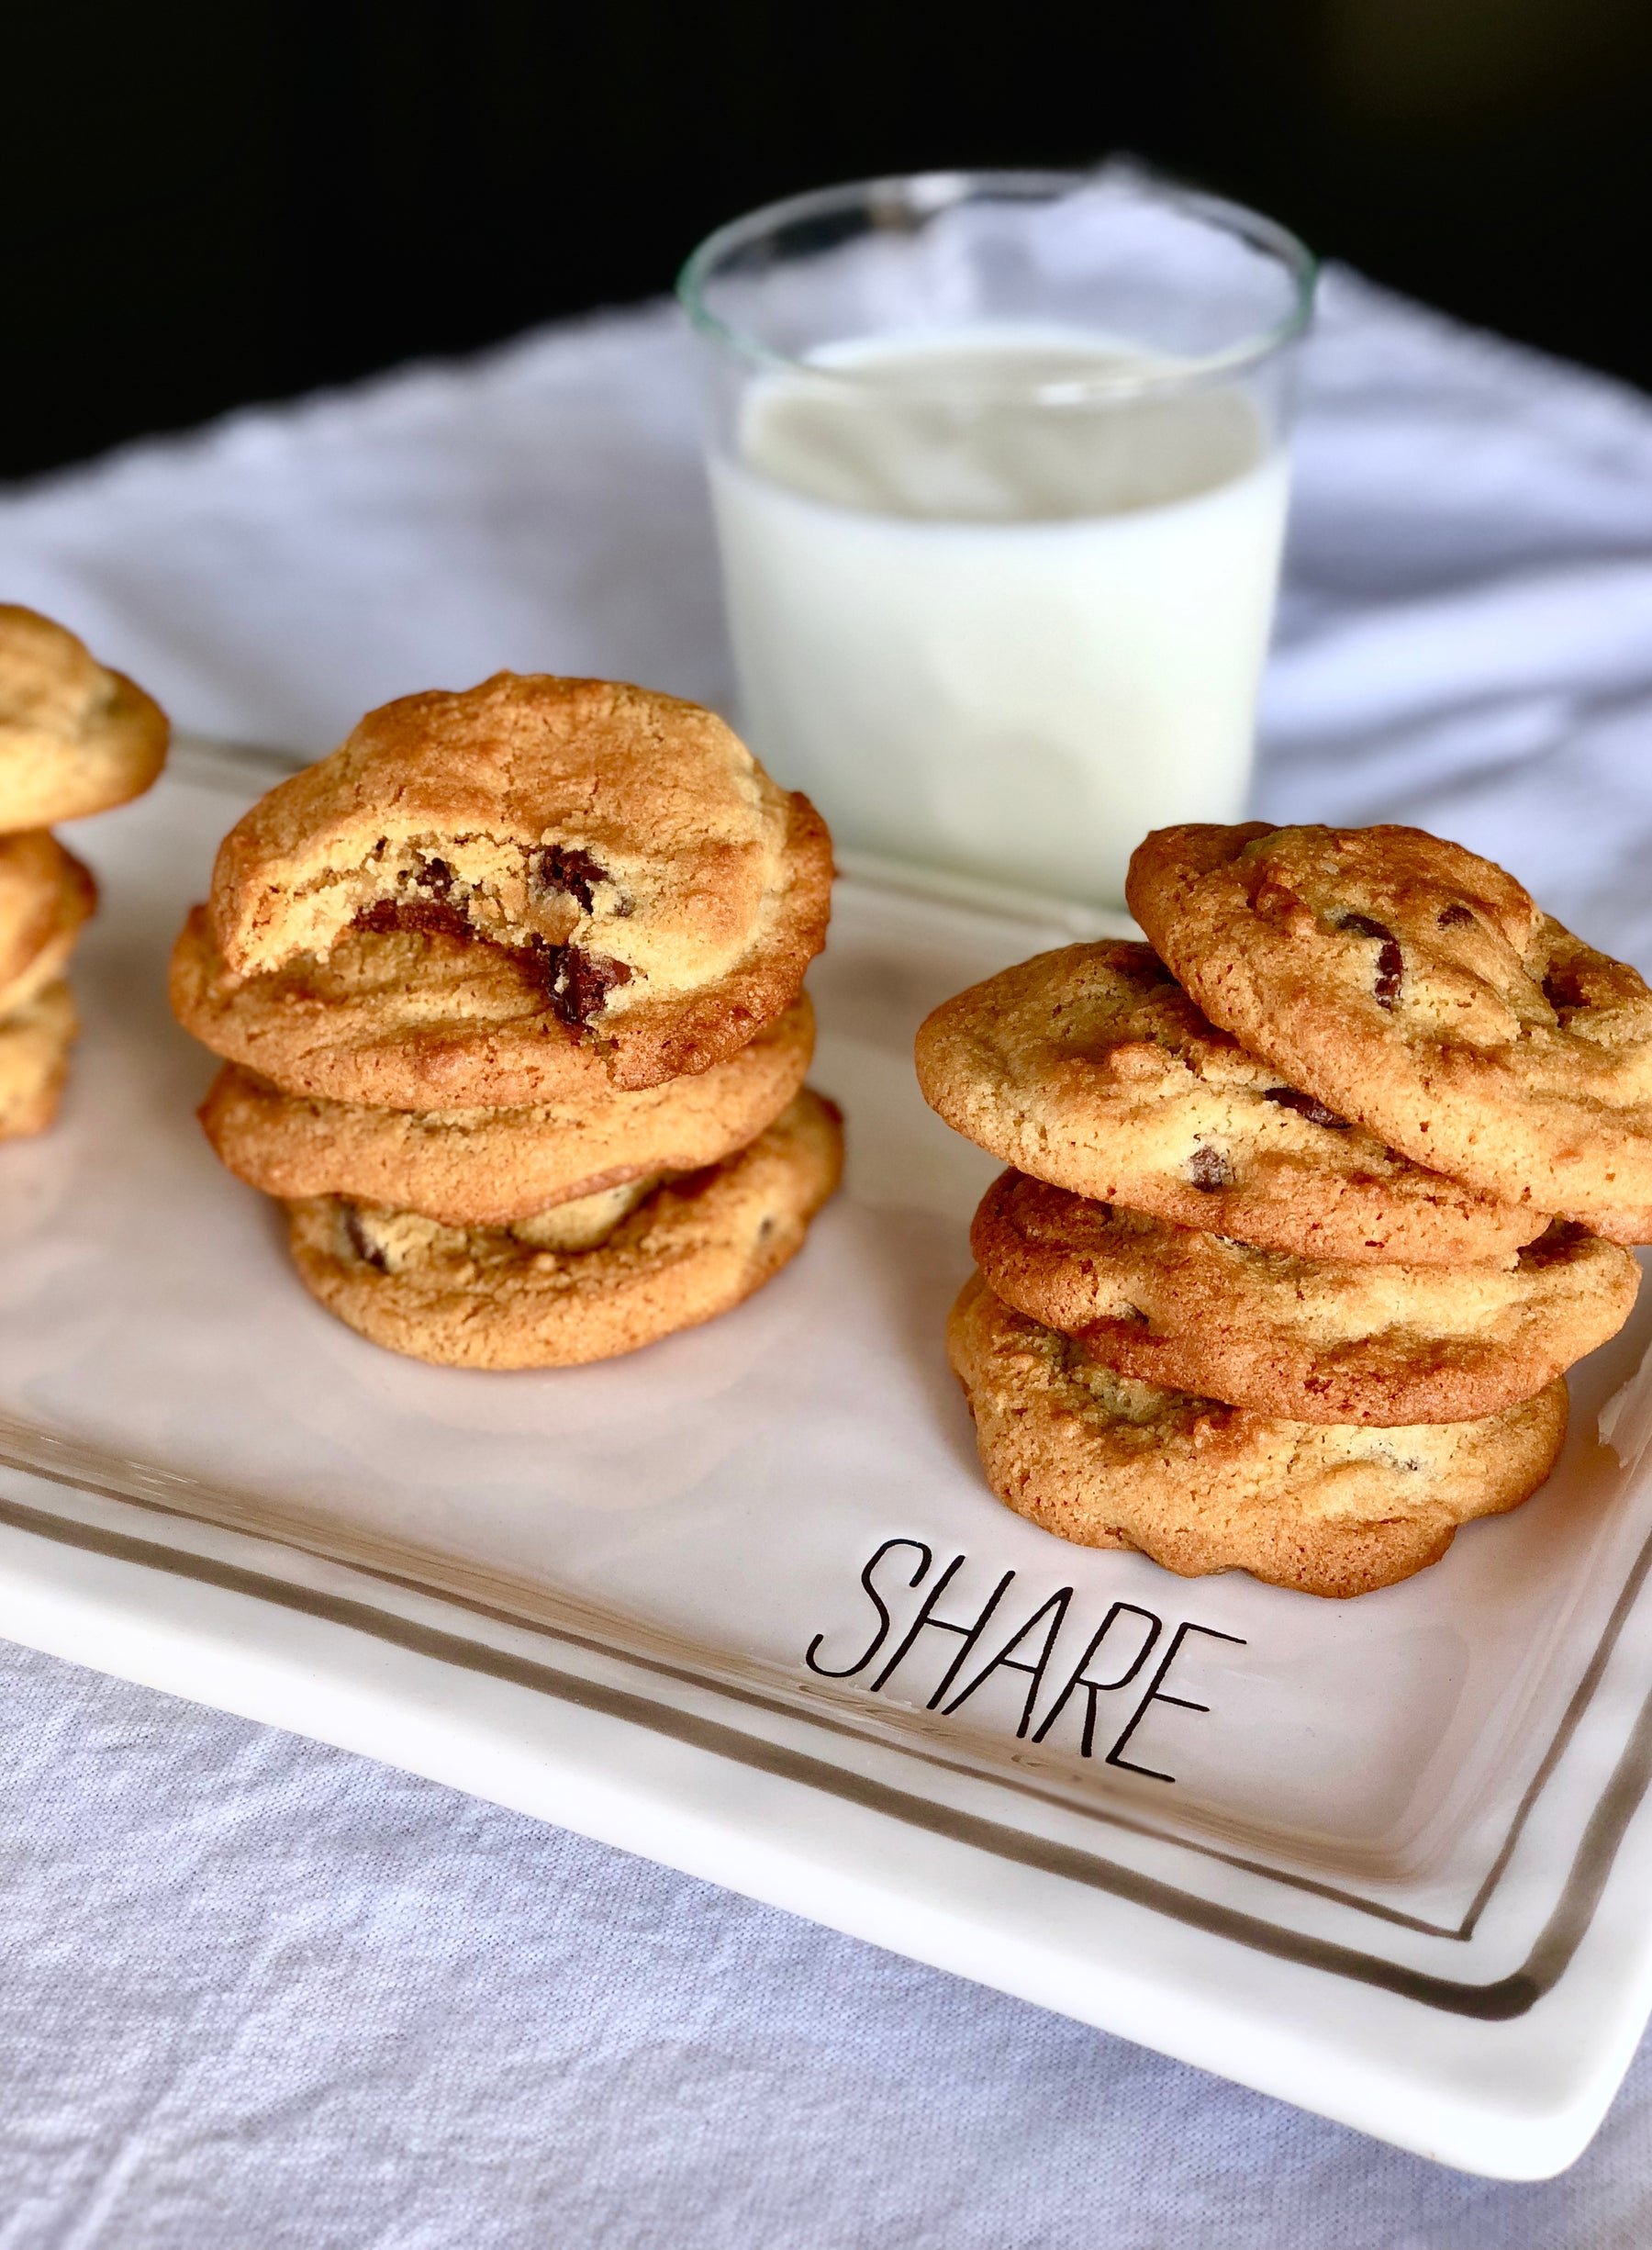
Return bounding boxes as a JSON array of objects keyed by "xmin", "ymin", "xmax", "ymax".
[{"xmin": 3, "ymin": 267, "xmax": 1652, "ymax": 2243}]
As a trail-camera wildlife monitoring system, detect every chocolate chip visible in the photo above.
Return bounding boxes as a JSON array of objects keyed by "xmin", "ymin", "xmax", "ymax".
[
  {"xmin": 1519, "ymin": 1220, "xmax": 1586, "ymax": 1267},
  {"xmin": 1437, "ymin": 902, "xmax": 1473, "ymax": 928},
  {"xmin": 1188, "ymin": 1147, "xmax": 1232, "ymax": 1192},
  {"xmin": 1543, "ymin": 963, "xmax": 1589, "ymax": 1013},
  {"xmin": 532, "ymin": 845, "xmax": 610, "ymax": 912},
  {"xmin": 352, "ymin": 898, "xmax": 472, "ymax": 941},
  {"xmin": 549, "ymin": 946, "xmax": 633, "ymax": 1027},
  {"xmin": 1262, "ymin": 1086, "xmax": 1352, "ymax": 1130},
  {"xmin": 342, "ymin": 1207, "xmax": 388, "ymax": 1271},
  {"xmin": 414, "ymin": 855, "xmax": 454, "ymax": 898},
  {"xmin": 1114, "ymin": 950, "xmax": 1177, "ymax": 989},
  {"xmin": 1337, "ymin": 912, "xmax": 1403, "ymax": 1008}
]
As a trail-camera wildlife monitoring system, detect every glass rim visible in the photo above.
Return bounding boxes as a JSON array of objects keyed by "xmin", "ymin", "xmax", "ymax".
[{"xmin": 676, "ymin": 167, "xmax": 1319, "ymax": 401}]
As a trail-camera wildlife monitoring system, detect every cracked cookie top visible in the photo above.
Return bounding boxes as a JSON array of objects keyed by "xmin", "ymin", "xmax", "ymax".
[
  {"xmin": 204, "ymin": 672, "xmax": 832, "ymax": 1075},
  {"xmin": 1127, "ymin": 822, "xmax": 1652, "ymax": 1236}
]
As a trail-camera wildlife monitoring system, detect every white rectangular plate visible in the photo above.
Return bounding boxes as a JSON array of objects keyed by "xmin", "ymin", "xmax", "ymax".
[{"xmin": 6, "ymin": 739, "xmax": 1652, "ymax": 2178}]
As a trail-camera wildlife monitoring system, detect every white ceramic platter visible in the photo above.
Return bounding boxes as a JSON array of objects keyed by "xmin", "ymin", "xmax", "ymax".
[{"xmin": 5, "ymin": 739, "xmax": 1652, "ymax": 2179}]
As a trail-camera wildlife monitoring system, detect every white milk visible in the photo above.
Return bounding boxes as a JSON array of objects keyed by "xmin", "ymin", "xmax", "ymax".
[{"xmin": 709, "ymin": 331, "xmax": 1290, "ymax": 910}]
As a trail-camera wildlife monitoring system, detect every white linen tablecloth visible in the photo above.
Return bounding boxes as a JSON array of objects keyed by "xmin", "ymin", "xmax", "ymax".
[{"xmin": 3, "ymin": 270, "xmax": 1652, "ymax": 2246}]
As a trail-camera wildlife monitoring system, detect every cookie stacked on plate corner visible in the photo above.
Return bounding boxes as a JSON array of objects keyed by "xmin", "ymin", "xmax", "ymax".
[
  {"xmin": 170, "ymin": 671, "xmax": 843, "ymax": 1367},
  {"xmin": 0, "ymin": 606, "xmax": 170, "ymax": 1136},
  {"xmin": 917, "ymin": 821, "xmax": 1652, "ymax": 1599}
]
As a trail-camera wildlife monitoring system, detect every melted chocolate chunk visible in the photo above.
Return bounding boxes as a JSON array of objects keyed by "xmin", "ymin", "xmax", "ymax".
[
  {"xmin": 342, "ymin": 1207, "xmax": 388, "ymax": 1271},
  {"xmin": 1262, "ymin": 1086, "xmax": 1352, "ymax": 1130},
  {"xmin": 412, "ymin": 855, "xmax": 454, "ymax": 898},
  {"xmin": 352, "ymin": 897, "xmax": 472, "ymax": 941},
  {"xmin": 1114, "ymin": 950, "xmax": 1177, "ymax": 990},
  {"xmin": 1437, "ymin": 902, "xmax": 1473, "ymax": 929},
  {"xmin": 1543, "ymin": 962, "xmax": 1590, "ymax": 1013},
  {"xmin": 1188, "ymin": 1146, "xmax": 1232, "ymax": 1192},
  {"xmin": 1519, "ymin": 1220, "xmax": 1586, "ymax": 1267},
  {"xmin": 532, "ymin": 845, "xmax": 610, "ymax": 912},
  {"xmin": 549, "ymin": 946, "xmax": 633, "ymax": 1027},
  {"xmin": 1337, "ymin": 912, "xmax": 1403, "ymax": 1008}
]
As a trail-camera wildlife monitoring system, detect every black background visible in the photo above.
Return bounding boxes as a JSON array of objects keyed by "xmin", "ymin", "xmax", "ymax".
[{"xmin": 9, "ymin": 0, "xmax": 1652, "ymax": 483}]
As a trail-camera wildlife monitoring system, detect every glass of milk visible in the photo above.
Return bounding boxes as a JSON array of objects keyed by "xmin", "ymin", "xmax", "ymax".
[{"xmin": 678, "ymin": 169, "xmax": 1316, "ymax": 914}]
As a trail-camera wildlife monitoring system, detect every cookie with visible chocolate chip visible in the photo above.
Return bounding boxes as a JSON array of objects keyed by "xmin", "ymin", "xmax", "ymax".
[
  {"xmin": 0, "ymin": 831, "xmax": 96, "ymax": 1015},
  {"xmin": 202, "ymin": 672, "xmax": 832, "ymax": 1089},
  {"xmin": 914, "ymin": 941, "xmax": 1544, "ymax": 1264},
  {"xmin": 197, "ymin": 991, "xmax": 815, "ymax": 1226},
  {"xmin": 971, "ymin": 1169, "xmax": 1637, "ymax": 1424},
  {"xmin": 0, "ymin": 606, "xmax": 168, "ymax": 830},
  {"xmin": 947, "ymin": 1273, "xmax": 1569, "ymax": 1598},
  {"xmin": 0, "ymin": 981, "xmax": 79, "ymax": 1139},
  {"xmin": 1127, "ymin": 823, "xmax": 1652, "ymax": 1238},
  {"xmin": 285, "ymin": 1088, "xmax": 843, "ymax": 1368}
]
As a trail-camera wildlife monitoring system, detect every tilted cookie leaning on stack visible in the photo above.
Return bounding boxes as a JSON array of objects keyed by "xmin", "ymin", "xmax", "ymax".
[
  {"xmin": 916, "ymin": 823, "xmax": 1649, "ymax": 1598},
  {"xmin": 170, "ymin": 672, "xmax": 843, "ymax": 1366},
  {"xmin": 0, "ymin": 606, "xmax": 170, "ymax": 1135}
]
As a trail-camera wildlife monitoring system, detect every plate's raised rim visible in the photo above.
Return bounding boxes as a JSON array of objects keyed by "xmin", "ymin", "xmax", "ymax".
[{"xmin": 6, "ymin": 1385, "xmax": 1652, "ymax": 2027}]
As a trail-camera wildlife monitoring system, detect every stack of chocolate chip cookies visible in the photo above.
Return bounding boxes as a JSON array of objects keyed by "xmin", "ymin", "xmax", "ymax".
[
  {"xmin": 0, "ymin": 606, "xmax": 170, "ymax": 1136},
  {"xmin": 171, "ymin": 672, "xmax": 843, "ymax": 1367},
  {"xmin": 918, "ymin": 822, "xmax": 1652, "ymax": 1598}
]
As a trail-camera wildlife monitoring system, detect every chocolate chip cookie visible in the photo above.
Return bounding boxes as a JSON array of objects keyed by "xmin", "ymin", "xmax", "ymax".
[
  {"xmin": 199, "ymin": 992, "xmax": 815, "ymax": 1226},
  {"xmin": 0, "ymin": 981, "xmax": 79, "ymax": 1139},
  {"xmin": 285, "ymin": 1088, "xmax": 843, "ymax": 1368},
  {"xmin": 1128, "ymin": 823, "xmax": 1652, "ymax": 1237},
  {"xmin": 0, "ymin": 831, "xmax": 96, "ymax": 1015},
  {"xmin": 915, "ymin": 941, "xmax": 1544, "ymax": 1264},
  {"xmin": 203, "ymin": 672, "xmax": 832, "ymax": 1088},
  {"xmin": 947, "ymin": 1274, "xmax": 1569, "ymax": 1598},
  {"xmin": 971, "ymin": 1170, "xmax": 1637, "ymax": 1424},
  {"xmin": 0, "ymin": 606, "xmax": 168, "ymax": 830}
]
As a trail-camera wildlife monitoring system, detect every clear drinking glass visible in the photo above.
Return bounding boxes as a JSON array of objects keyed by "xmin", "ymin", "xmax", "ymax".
[{"xmin": 678, "ymin": 168, "xmax": 1316, "ymax": 913}]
